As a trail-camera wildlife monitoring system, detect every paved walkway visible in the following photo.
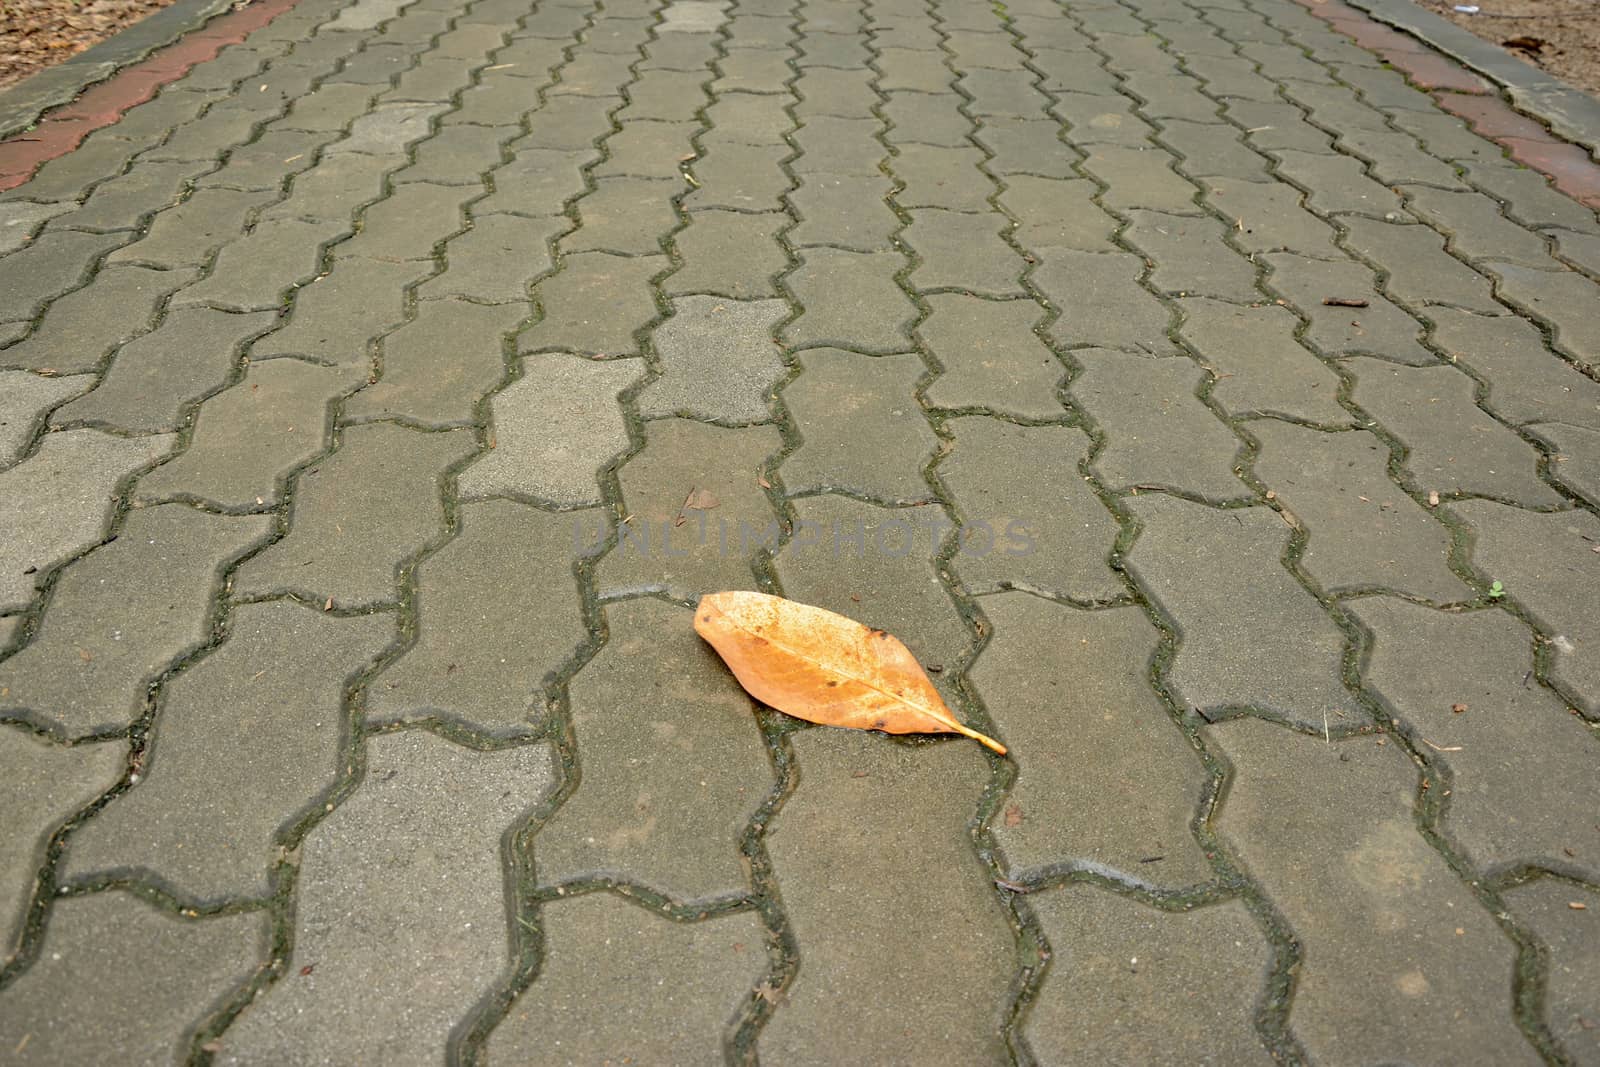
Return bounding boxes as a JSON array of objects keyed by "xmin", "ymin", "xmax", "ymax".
[{"xmin": 2, "ymin": 0, "xmax": 1599, "ymax": 1061}]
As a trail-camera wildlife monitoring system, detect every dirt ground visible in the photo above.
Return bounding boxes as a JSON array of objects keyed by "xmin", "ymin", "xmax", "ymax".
[
  {"xmin": 1, "ymin": 0, "xmax": 182, "ymax": 92},
  {"xmin": 1417, "ymin": 0, "xmax": 1600, "ymax": 95}
]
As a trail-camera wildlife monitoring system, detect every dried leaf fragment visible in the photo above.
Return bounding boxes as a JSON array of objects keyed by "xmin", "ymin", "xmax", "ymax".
[{"xmin": 694, "ymin": 590, "xmax": 1006, "ymax": 754}]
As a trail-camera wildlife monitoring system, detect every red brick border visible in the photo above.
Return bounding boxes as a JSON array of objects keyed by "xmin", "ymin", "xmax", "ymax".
[
  {"xmin": 1295, "ymin": 0, "xmax": 1600, "ymax": 209},
  {"xmin": 0, "ymin": 0, "xmax": 305, "ymax": 192}
]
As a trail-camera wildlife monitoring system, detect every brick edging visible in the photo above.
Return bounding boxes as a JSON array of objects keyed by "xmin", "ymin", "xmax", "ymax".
[
  {"xmin": 1338, "ymin": 0, "xmax": 1600, "ymax": 161},
  {"xmin": 0, "ymin": 0, "xmax": 242, "ymax": 142},
  {"xmin": 1298, "ymin": 0, "xmax": 1600, "ymax": 208},
  {"xmin": 0, "ymin": 0, "xmax": 307, "ymax": 191}
]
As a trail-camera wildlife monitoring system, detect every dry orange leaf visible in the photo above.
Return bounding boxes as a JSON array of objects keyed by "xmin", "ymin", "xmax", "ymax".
[{"xmin": 694, "ymin": 591, "xmax": 1006, "ymax": 754}]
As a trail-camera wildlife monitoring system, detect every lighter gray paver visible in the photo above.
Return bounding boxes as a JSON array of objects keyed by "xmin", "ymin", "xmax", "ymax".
[
  {"xmin": 0, "ymin": 371, "xmax": 92, "ymax": 468},
  {"xmin": 458, "ymin": 355, "xmax": 639, "ymax": 506},
  {"xmin": 638, "ymin": 297, "xmax": 789, "ymax": 423}
]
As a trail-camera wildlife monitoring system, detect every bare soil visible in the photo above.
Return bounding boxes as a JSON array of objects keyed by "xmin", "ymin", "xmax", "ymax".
[
  {"xmin": 1417, "ymin": 0, "xmax": 1600, "ymax": 96},
  {"xmin": 1, "ymin": 0, "xmax": 183, "ymax": 93}
]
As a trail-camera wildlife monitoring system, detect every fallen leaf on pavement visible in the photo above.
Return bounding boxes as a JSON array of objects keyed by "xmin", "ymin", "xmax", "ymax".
[{"xmin": 695, "ymin": 590, "xmax": 1007, "ymax": 754}]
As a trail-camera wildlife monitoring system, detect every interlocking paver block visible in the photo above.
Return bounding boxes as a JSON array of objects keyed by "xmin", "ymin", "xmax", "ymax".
[
  {"xmin": 329, "ymin": 103, "xmax": 444, "ymax": 156},
  {"xmin": 1352, "ymin": 597, "xmax": 1600, "ymax": 877},
  {"xmin": 1203, "ymin": 176, "xmax": 1340, "ymax": 257},
  {"xmin": 253, "ymin": 257, "xmax": 430, "ymax": 369},
  {"xmin": 521, "ymin": 252, "xmax": 666, "ymax": 356},
  {"xmin": 1427, "ymin": 309, "xmax": 1600, "ymax": 431},
  {"xmin": 368, "ymin": 500, "xmax": 586, "ymax": 734},
  {"xmin": 779, "ymin": 349, "xmax": 938, "ymax": 505},
  {"xmin": 0, "ymin": 506, "xmax": 270, "ymax": 738},
  {"xmin": 0, "ymin": 202, "xmax": 72, "ymax": 255},
  {"xmin": 566, "ymin": 178, "xmax": 680, "ymax": 256},
  {"xmin": 638, "ymin": 296, "xmax": 789, "ymax": 423},
  {"xmin": 976, "ymin": 594, "xmax": 1212, "ymax": 884},
  {"xmin": 234, "ymin": 423, "xmax": 475, "ymax": 607},
  {"xmin": 63, "ymin": 602, "xmax": 392, "ymax": 901},
  {"xmin": 941, "ymin": 419, "xmax": 1122, "ymax": 600},
  {"xmin": 1402, "ymin": 185, "xmax": 1553, "ymax": 268},
  {"xmin": 1035, "ymin": 249, "xmax": 1174, "ymax": 352},
  {"xmin": 1081, "ymin": 146, "xmax": 1197, "ymax": 213},
  {"xmin": 1210, "ymin": 717, "xmax": 1539, "ymax": 1064},
  {"xmin": 417, "ymin": 214, "xmax": 563, "ymax": 302},
  {"xmin": 791, "ymin": 117, "xmax": 883, "ymax": 177},
  {"xmin": 998, "ymin": 174, "xmax": 1117, "ymax": 251},
  {"xmin": 788, "ymin": 174, "xmax": 899, "ymax": 252},
  {"xmin": 776, "ymin": 494, "xmax": 971, "ymax": 694},
  {"xmin": 684, "ymin": 143, "xmax": 792, "ymax": 212},
  {"xmin": 883, "ymin": 91, "xmax": 972, "ymax": 149},
  {"xmin": 918, "ymin": 294, "xmax": 1065, "ymax": 419},
  {"xmin": 623, "ymin": 70, "xmax": 712, "ymax": 123},
  {"xmin": 534, "ymin": 598, "xmax": 772, "ymax": 899},
  {"xmin": 334, "ymin": 181, "xmax": 465, "ymax": 261},
  {"xmin": 107, "ymin": 187, "xmax": 276, "ymax": 270},
  {"xmin": 783, "ymin": 248, "xmax": 917, "ymax": 353},
  {"xmin": 0, "ymin": 429, "xmax": 175, "ymax": 614},
  {"xmin": 55, "ymin": 306, "xmax": 277, "ymax": 433},
  {"xmin": 176, "ymin": 218, "xmax": 345, "ymax": 312},
  {"xmin": 1504, "ymin": 879, "xmax": 1600, "ymax": 1060},
  {"xmin": 889, "ymin": 144, "xmax": 994, "ymax": 212},
  {"xmin": 1346, "ymin": 359, "xmax": 1562, "ymax": 506},
  {"xmin": 0, "ymin": 728, "xmax": 124, "ymax": 952},
  {"xmin": 1465, "ymin": 160, "xmax": 1600, "ymax": 234},
  {"xmin": 0, "ymin": 372, "xmax": 91, "ymax": 467},
  {"xmin": 1335, "ymin": 125, "xmax": 1466, "ymax": 189},
  {"xmin": 1535, "ymin": 423, "xmax": 1600, "ymax": 506},
  {"xmin": 264, "ymin": 153, "xmax": 392, "ymax": 222},
  {"xmin": 136, "ymin": 360, "xmax": 342, "ymax": 508},
  {"xmin": 1271, "ymin": 149, "xmax": 1403, "ymax": 218},
  {"xmin": 665, "ymin": 210, "xmax": 788, "ymax": 297},
  {"xmin": 1455, "ymin": 501, "xmax": 1600, "ymax": 714},
  {"xmin": 1251, "ymin": 421, "xmax": 1468, "ymax": 600},
  {"xmin": 1126, "ymin": 495, "xmax": 1349, "ymax": 728},
  {"xmin": 1157, "ymin": 118, "xmax": 1271, "ymax": 181},
  {"xmin": 1125, "ymin": 209, "xmax": 1258, "ymax": 301},
  {"xmin": 1264, "ymin": 253, "xmax": 1433, "ymax": 364},
  {"xmin": 760, "ymin": 728, "xmax": 1012, "ymax": 1065},
  {"xmin": 488, "ymin": 894, "xmax": 767, "ymax": 1064},
  {"xmin": 459, "ymin": 355, "xmax": 638, "ymax": 506},
  {"xmin": 904, "ymin": 209, "xmax": 1024, "ymax": 296},
  {"xmin": 218, "ymin": 731, "xmax": 554, "ymax": 1064},
  {"xmin": 1338, "ymin": 216, "xmax": 1499, "ymax": 313},
  {"xmin": 475, "ymin": 146, "xmax": 593, "ymax": 216},
  {"xmin": 0, "ymin": 893, "xmax": 263, "ymax": 1062},
  {"xmin": 600, "ymin": 419, "xmax": 783, "ymax": 599},
  {"xmin": 345, "ymin": 297, "xmax": 524, "ymax": 427},
  {"xmin": 1176, "ymin": 298, "xmax": 1347, "ymax": 424},
  {"xmin": 1026, "ymin": 889, "xmax": 1270, "ymax": 1063},
  {"xmin": 1484, "ymin": 261, "xmax": 1600, "ymax": 373},
  {"xmin": 1072, "ymin": 349, "xmax": 1247, "ymax": 499},
  {"xmin": 600, "ymin": 121, "xmax": 701, "ymax": 180},
  {"xmin": 59, "ymin": 161, "xmax": 208, "ymax": 233},
  {"xmin": 2, "ymin": 265, "xmax": 197, "ymax": 375}
]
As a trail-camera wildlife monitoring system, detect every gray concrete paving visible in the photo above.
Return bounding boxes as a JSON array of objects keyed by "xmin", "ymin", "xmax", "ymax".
[{"xmin": 1, "ymin": 0, "xmax": 1599, "ymax": 1061}]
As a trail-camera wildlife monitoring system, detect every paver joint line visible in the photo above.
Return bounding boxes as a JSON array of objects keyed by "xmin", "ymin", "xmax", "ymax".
[{"xmin": 0, "ymin": 0, "xmax": 1598, "ymax": 1060}]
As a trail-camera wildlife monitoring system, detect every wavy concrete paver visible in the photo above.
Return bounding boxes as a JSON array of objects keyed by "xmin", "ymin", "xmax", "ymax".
[{"xmin": 0, "ymin": 0, "xmax": 1596, "ymax": 1057}]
